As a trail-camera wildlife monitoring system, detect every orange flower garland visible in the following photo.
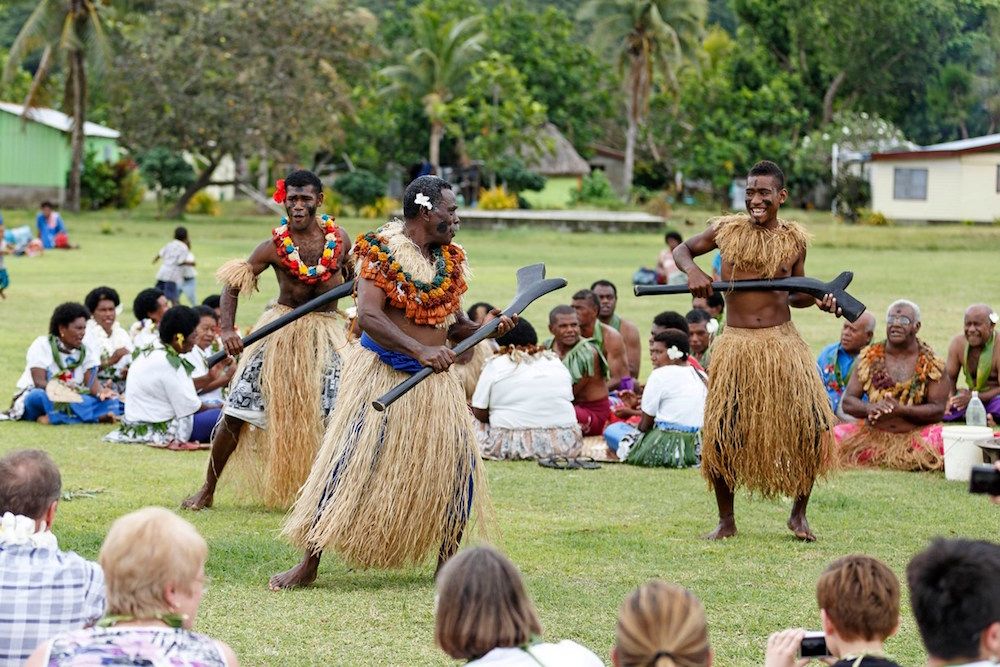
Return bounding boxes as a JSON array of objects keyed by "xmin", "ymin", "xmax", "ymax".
[
  {"xmin": 858, "ymin": 340, "xmax": 943, "ymax": 405},
  {"xmin": 353, "ymin": 231, "xmax": 467, "ymax": 326},
  {"xmin": 272, "ymin": 215, "xmax": 341, "ymax": 285}
]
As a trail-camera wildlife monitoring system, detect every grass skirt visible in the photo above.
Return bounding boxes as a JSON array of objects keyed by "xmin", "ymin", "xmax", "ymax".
[
  {"xmin": 225, "ymin": 306, "xmax": 347, "ymax": 508},
  {"xmin": 701, "ymin": 322, "xmax": 834, "ymax": 498},
  {"xmin": 283, "ymin": 343, "xmax": 490, "ymax": 569},
  {"xmin": 834, "ymin": 422, "xmax": 943, "ymax": 471},
  {"xmin": 626, "ymin": 427, "xmax": 700, "ymax": 468}
]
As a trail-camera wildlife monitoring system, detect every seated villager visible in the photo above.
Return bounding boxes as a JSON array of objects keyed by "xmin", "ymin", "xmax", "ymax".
[
  {"xmin": 656, "ymin": 231, "xmax": 686, "ymax": 285},
  {"xmin": 593, "ymin": 279, "xmax": 643, "ymax": 379},
  {"xmin": 572, "ymin": 289, "xmax": 631, "ymax": 390},
  {"xmin": 9, "ymin": 302, "xmax": 121, "ymax": 424},
  {"xmin": 83, "ymin": 286, "xmax": 133, "ymax": 395},
  {"xmin": 837, "ymin": 300, "xmax": 949, "ymax": 471},
  {"xmin": 685, "ymin": 308, "xmax": 716, "ymax": 370},
  {"xmin": 472, "ymin": 318, "xmax": 582, "ymax": 460},
  {"xmin": 545, "ymin": 305, "xmax": 610, "ymax": 436},
  {"xmin": 105, "ymin": 306, "xmax": 223, "ymax": 450},
  {"xmin": 622, "ymin": 331, "xmax": 707, "ymax": 467},
  {"xmin": 129, "ymin": 287, "xmax": 170, "ymax": 349},
  {"xmin": 650, "ymin": 311, "xmax": 707, "ymax": 374},
  {"xmin": 944, "ymin": 304, "xmax": 1000, "ymax": 423},
  {"xmin": 817, "ymin": 312, "xmax": 876, "ymax": 419},
  {"xmin": 183, "ymin": 306, "xmax": 234, "ymax": 407},
  {"xmin": 466, "ymin": 301, "xmax": 496, "ymax": 325},
  {"xmin": 36, "ymin": 201, "xmax": 74, "ymax": 249}
]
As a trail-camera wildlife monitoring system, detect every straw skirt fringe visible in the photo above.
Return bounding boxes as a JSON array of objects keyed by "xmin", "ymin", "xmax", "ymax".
[
  {"xmin": 835, "ymin": 425, "xmax": 943, "ymax": 471},
  {"xmin": 283, "ymin": 343, "xmax": 490, "ymax": 569},
  {"xmin": 701, "ymin": 322, "xmax": 834, "ymax": 498},
  {"xmin": 225, "ymin": 306, "xmax": 347, "ymax": 508}
]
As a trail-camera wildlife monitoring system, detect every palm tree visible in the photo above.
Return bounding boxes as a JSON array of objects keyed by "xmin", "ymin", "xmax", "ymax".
[
  {"xmin": 380, "ymin": 11, "xmax": 485, "ymax": 173},
  {"xmin": 578, "ymin": 0, "xmax": 705, "ymax": 196},
  {"xmin": 3, "ymin": 0, "xmax": 111, "ymax": 212}
]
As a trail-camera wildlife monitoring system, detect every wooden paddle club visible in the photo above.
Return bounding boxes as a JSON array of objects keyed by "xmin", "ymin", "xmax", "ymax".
[
  {"xmin": 634, "ymin": 271, "xmax": 867, "ymax": 322},
  {"xmin": 372, "ymin": 263, "xmax": 567, "ymax": 412}
]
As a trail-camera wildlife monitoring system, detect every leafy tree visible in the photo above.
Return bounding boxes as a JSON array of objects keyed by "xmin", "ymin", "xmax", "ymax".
[
  {"xmin": 111, "ymin": 0, "xmax": 374, "ymax": 217},
  {"xmin": 578, "ymin": 0, "xmax": 707, "ymax": 196},
  {"xmin": 494, "ymin": 156, "xmax": 545, "ymax": 194},
  {"xmin": 380, "ymin": 8, "xmax": 486, "ymax": 172},
  {"xmin": 927, "ymin": 64, "xmax": 976, "ymax": 139},
  {"xmin": 137, "ymin": 147, "xmax": 194, "ymax": 214},
  {"xmin": 333, "ymin": 170, "xmax": 386, "ymax": 213},
  {"xmin": 3, "ymin": 0, "xmax": 113, "ymax": 212},
  {"xmin": 0, "ymin": 48, "xmax": 34, "ymax": 102}
]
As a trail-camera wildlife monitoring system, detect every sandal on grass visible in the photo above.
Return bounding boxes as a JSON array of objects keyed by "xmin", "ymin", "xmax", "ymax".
[
  {"xmin": 571, "ymin": 456, "xmax": 601, "ymax": 470},
  {"xmin": 537, "ymin": 456, "xmax": 572, "ymax": 469}
]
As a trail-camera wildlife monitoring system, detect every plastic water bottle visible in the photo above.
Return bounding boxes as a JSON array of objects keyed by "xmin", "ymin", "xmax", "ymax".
[{"xmin": 966, "ymin": 391, "xmax": 988, "ymax": 427}]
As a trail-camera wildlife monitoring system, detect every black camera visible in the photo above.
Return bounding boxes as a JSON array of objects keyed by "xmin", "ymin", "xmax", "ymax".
[
  {"xmin": 969, "ymin": 464, "xmax": 1000, "ymax": 496},
  {"xmin": 799, "ymin": 632, "xmax": 829, "ymax": 658}
]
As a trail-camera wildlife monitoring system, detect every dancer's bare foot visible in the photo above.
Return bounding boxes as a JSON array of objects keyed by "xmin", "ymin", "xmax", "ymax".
[
  {"xmin": 269, "ymin": 553, "xmax": 320, "ymax": 591},
  {"xmin": 705, "ymin": 515, "xmax": 737, "ymax": 540},
  {"xmin": 787, "ymin": 516, "xmax": 816, "ymax": 542},
  {"xmin": 180, "ymin": 486, "xmax": 214, "ymax": 511}
]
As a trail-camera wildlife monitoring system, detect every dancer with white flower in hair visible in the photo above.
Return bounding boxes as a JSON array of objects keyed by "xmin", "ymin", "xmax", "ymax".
[
  {"xmin": 181, "ymin": 169, "xmax": 352, "ymax": 510},
  {"xmin": 271, "ymin": 175, "xmax": 515, "ymax": 590}
]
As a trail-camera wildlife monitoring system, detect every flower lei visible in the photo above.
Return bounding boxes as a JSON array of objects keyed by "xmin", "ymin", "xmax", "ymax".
[
  {"xmin": 859, "ymin": 340, "xmax": 942, "ymax": 405},
  {"xmin": 353, "ymin": 230, "xmax": 467, "ymax": 326},
  {"xmin": 132, "ymin": 342, "xmax": 194, "ymax": 376},
  {"xmin": 48, "ymin": 335, "xmax": 86, "ymax": 384},
  {"xmin": 272, "ymin": 214, "xmax": 341, "ymax": 285}
]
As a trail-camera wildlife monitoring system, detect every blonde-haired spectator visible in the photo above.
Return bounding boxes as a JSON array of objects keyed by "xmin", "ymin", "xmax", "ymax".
[
  {"xmin": 435, "ymin": 546, "xmax": 603, "ymax": 666},
  {"xmin": 26, "ymin": 507, "xmax": 238, "ymax": 667},
  {"xmin": 614, "ymin": 580, "xmax": 712, "ymax": 667}
]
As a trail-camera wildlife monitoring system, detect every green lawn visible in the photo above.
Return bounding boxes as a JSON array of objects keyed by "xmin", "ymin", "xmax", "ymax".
[{"xmin": 1, "ymin": 203, "xmax": 999, "ymax": 666}]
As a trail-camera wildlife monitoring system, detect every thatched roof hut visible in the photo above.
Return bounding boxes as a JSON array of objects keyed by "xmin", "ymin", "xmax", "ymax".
[{"xmin": 521, "ymin": 123, "xmax": 590, "ymax": 177}]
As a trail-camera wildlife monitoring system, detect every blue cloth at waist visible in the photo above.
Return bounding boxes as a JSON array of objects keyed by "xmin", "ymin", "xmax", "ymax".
[
  {"xmin": 360, "ymin": 332, "xmax": 424, "ymax": 374},
  {"xmin": 654, "ymin": 420, "xmax": 700, "ymax": 433}
]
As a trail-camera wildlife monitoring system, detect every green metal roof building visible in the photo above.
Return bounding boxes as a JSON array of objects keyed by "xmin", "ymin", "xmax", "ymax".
[{"xmin": 0, "ymin": 101, "xmax": 121, "ymax": 207}]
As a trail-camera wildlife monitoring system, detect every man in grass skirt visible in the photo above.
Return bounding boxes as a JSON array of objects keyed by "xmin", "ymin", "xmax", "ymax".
[{"xmin": 270, "ymin": 175, "xmax": 514, "ymax": 589}]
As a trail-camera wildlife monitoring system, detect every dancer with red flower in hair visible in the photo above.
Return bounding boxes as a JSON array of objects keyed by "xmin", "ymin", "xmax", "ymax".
[{"xmin": 182, "ymin": 170, "xmax": 353, "ymax": 510}]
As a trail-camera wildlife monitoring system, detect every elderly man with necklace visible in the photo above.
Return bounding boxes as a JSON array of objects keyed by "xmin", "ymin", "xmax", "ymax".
[
  {"xmin": 837, "ymin": 300, "xmax": 949, "ymax": 470},
  {"xmin": 943, "ymin": 304, "xmax": 1000, "ymax": 423},
  {"xmin": 181, "ymin": 169, "xmax": 352, "ymax": 511},
  {"xmin": 270, "ymin": 175, "xmax": 513, "ymax": 589}
]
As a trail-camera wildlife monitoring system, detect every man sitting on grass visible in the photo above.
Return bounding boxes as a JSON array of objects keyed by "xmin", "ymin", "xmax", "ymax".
[
  {"xmin": 0, "ymin": 450, "xmax": 106, "ymax": 664},
  {"xmin": 765, "ymin": 554, "xmax": 902, "ymax": 667},
  {"xmin": 944, "ymin": 304, "xmax": 1000, "ymax": 424},
  {"xmin": 817, "ymin": 312, "xmax": 877, "ymax": 418},
  {"xmin": 907, "ymin": 538, "xmax": 1000, "ymax": 667},
  {"xmin": 571, "ymin": 289, "xmax": 631, "ymax": 390},
  {"xmin": 837, "ymin": 300, "xmax": 949, "ymax": 471},
  {"xmin": 546, "ymin": 305, "xmax": 610, "ymax": 436}
]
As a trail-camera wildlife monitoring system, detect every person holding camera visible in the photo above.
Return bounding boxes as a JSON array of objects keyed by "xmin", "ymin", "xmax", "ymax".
[{"xmin": 765, "ymin": 555, "xmax": 902, "ymax": 667}]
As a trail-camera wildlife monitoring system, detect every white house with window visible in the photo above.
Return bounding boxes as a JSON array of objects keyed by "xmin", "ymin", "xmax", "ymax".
[{"xmin": 869, "ymin": 133, "xmax": 1000, "ymax": 223}]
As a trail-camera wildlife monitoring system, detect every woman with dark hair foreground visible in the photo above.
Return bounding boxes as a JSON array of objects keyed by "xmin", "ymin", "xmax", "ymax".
[
  {"xmin": 435, "ymin": 546, "xmax": 603, "ymax": 666},
  {"xmin": 8, "ymin": 302, "xmax": 122, "ymax": 424}
]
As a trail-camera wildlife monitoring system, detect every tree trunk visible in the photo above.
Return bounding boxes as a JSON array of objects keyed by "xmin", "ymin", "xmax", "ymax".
[
  {"xmin": 167, "ymin": 156, "xmax": 219, "ymax": 218},
  {"xmin": 822, "ymin": 70, "xmax": 846, "ymax": 125},
  {"xmin": 959, "ymin": 120, "xmax": 969, "ymax": 139},
  {"xmin": 429, "ymin": 120, "xmax": 444, "ymax": 174},
  {"xmin": 66, "ymin": 49, "xmax": 86, "ymax": 212}
]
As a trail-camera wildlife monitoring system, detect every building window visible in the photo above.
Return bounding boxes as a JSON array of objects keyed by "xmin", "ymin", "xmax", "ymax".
[{"xmin": 893, "ymin": 168, "xmax": 928, "ymax": 200}]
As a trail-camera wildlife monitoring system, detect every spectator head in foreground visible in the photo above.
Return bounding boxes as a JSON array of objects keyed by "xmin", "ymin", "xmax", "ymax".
[
  {"xmin": 614, "ymin": 579, "xmax": 711, "ymax": 667},
  {"xmin": 0, "ymin": 448, "xmax": 61, "ymax": 532},
  {"xmin": 907, "ymin": 538, "xmax": 1000, "ymax": 666},
  {"xmin": 435, "ymin": 546, "xmax": 603, "ymax": 666}
]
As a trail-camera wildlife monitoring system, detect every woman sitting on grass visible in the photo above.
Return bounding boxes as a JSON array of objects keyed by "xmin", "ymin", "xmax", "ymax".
[
  {"xmin": 436, "ymin": 546, "xmax": 604, "ymax": 666},
  {"xmin": 83, "ymin": 286, "xmax": 133, "ymax": 395},
  {"xmin": 10, "ymin": 302, "xmax": 122, "ymax": 425},
  {"xmin": 26, "ymin": 507, "xmax": 239, "ymax": 666},
  {"xmin": 129, "ymin": 287, "xmax": 170, "ymax": 349},
  {"xmin": 623, "ymin": 330, "xmax": 707, "ymax": 467},
  {"xmin": 105, "ymin": 306, "xmax": 222, "ymax": 450},
  {"xmin": 614, "ymin": 580, "xmax": 713, "ymax": 667}
]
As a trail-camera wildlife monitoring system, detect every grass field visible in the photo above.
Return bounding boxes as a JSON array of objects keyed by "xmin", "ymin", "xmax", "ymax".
[{"xmin": 1, "ymin": 203, "xmax": 999, "ymax": 666}]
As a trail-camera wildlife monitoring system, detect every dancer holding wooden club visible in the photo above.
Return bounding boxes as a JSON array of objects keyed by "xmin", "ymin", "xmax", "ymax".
[
  {"xmin": 270, "ymin": 175, "xmax": 516, "ymax": 589},
  {"xmin": 673, "ymin": 160, "xmax": 842, "ymax": 541},
  {"xmin": 181, "ymin": 170, "xmax": 352, "ymax": 511}
]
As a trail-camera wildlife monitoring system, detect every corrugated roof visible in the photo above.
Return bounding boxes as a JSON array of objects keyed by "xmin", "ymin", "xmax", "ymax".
[
  {"xmin": 871, "ymin": 132, "xmax": 1000, "ymax": 161},
  {"xmin": 0, "ymin": 102, "xmax": 120, "ymax": 139}
]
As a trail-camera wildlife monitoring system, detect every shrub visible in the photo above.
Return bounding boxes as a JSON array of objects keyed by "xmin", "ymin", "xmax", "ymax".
[
  {"xmin": 494, "ymin": 157, "xmax": 546, "ymax": 194},
  {"xmin": 333, "ymin": 170, "xmax": 385, "ymax": 213},
  {"xmin": 78, "ymin": 149, "xmax": 118, "ymax": 210},
  {"xmin": 114, "ymin": 165, "xmax": 146, "ymax": 210},
  {"xmin": 833, "ymin": 172, "xmax": 871, "ymax": 222},
  {"xmin": 857, "ymin": 208, "xmax": 892, "ymax": 226},
  {"xmin": 185, "ymin": 191, "xmax": 220, "ymax": 216},
  {"xmin": 479, "ymin": 186, "xmax": 518, "ymax": 210},
  {"xmin": 359, "ymin": 196, "xmax": 400, "ymax": 219},
  {"xmin": 323, "ymin": 191, "xmax": 344, "ymax": 218},
  {"xmin": 569, "ymin": 170, "xmax": 625, "ymax": 209}
]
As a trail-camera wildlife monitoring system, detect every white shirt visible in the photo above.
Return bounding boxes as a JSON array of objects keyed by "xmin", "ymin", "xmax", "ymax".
[
  {"xmin": 641, "ymin": 364, "xmax": 707, "ymax": 428},
  {"xmin": 129, "ymin": 320, "xmax": 158, "ymax": 350},
  {"xmin": 471, "ymin": 352, "xmax": 577, "ymax": 429},
  {"xmin": 181, "ymin": 250, "xmax": 197, "ymax": 280},
  {"xmin": 83, "ymin": 319, "xmax": 133, "ymax": 372},
  {"xmin": 184, "ymin": 346, "xmax": 223, "ymax": 403},
  {"xmin": 122, "ymin": 343, "xmax": 201, "ymax": 423},
  {"xmin": 155, "ymin": 239, "xmax": 189, "ymax": 284},
  {"xmin": 16, "ymin": 336, "xmax": 100, "ymax": 391},
  {"xmin": 467, "ymin": 641, "xmax": 604, "ymax": 667}
]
